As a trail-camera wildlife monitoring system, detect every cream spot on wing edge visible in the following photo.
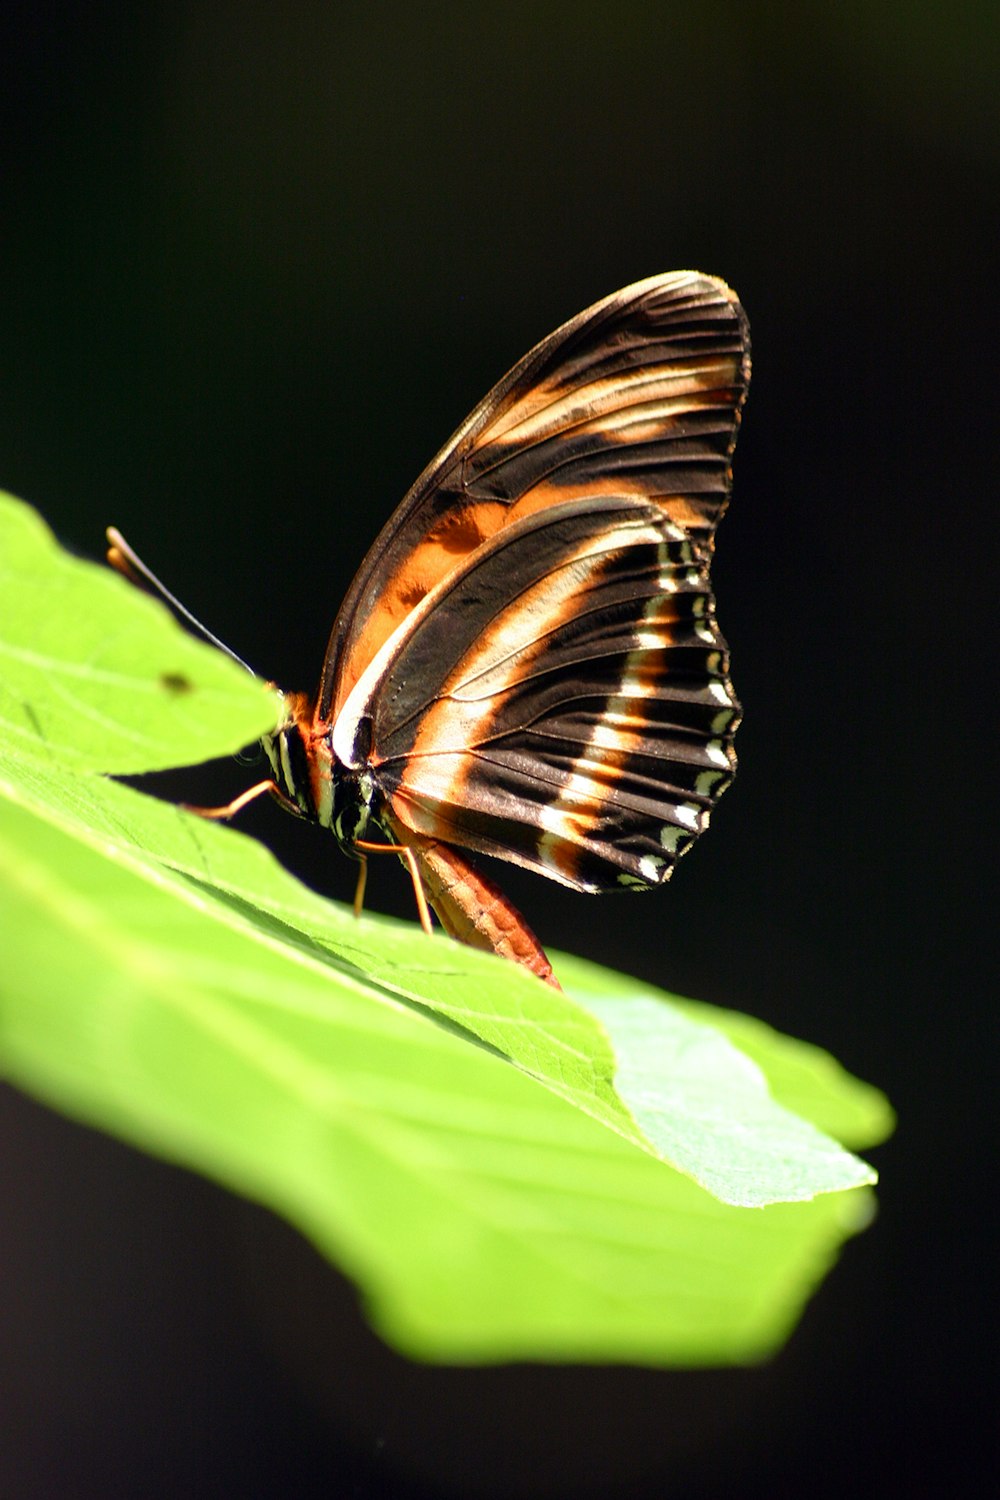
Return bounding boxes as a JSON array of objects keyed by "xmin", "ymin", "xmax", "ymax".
[
  {"xmin": 674, "ymin": 802, "xmax": 703, "ymax": 831},
  {"xmin": 659, "ymin": 826, "xmax": 690, "ymax": 854},
  {"xmin": 535, "ymin": 523, "xmax": 722, "ymax": 882},
  {"xmin": 695, "ymin": 769, "xmax": 726, "ymax": 796}
]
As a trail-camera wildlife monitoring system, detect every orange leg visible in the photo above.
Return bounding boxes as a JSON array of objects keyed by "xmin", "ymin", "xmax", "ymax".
[
  {"xmin": 181, "ymin": 783, "xmax": 438, "ymax": 945},
  {"xmin": 180, "ymin": 778, "xmax": 297, "ymax": 820},
  {"xmin": 354, "ymin": 838, "xmax": 434, "ymax": 936},
  {"xmin": 352, "ymin": 854, "xmax": 368, "ymax": 919}
]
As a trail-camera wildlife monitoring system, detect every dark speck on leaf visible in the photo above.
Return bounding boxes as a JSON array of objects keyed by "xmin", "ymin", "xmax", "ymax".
[{"xmin": 159, "ymin": 672, "xmax": 194, "ymax": 696}]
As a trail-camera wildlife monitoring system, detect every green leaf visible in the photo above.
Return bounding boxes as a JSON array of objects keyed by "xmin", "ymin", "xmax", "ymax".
[
  {"xmin": 0, "ymin": 784, "xmax": 877, "ymax": 1366},
  {"xmin": 667, "ymin": 994, "xmax": 895, "ymax": 1151},
  {"xmin": 0, "ymin": 491, "xmax": 277, "ymax": 773},
  {"xmin": 567, "ymin": 989, "xmax": 874, "ymax": 1208},
  {"xmin": 3, "ymin": 759, "xmax": 645, "ymax": 1150},
  {"xmin": 0, "ymin": 491, "xmax": 892, "ymax": 1364},
  {"xmin": 557, "ymin": 954, "xmax": 894, "ymax": 1197}
]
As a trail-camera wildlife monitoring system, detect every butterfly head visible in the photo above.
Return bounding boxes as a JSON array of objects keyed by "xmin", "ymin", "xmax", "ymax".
[
  {"xmin": 330, "ymin": 764, "xmax": 376, "ymax": 850},
  {"xmin": 262, "ymin": 691, "xmax": 377, "ymax": 854}
]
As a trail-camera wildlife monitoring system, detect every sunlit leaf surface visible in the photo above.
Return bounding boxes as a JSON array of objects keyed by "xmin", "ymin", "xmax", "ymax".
[{"xmin": 0, "ymin": 492, "xmax": 891, "ymax": 1363}]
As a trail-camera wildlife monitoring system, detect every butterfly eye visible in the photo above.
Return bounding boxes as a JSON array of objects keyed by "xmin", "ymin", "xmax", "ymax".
[
  {"xmin": 261, "ymin": 722, "xmax": 312, "ymax": 819},
  {"xmin": 263, "ymin": 730, "xmax": 282, "ymax": 781}
]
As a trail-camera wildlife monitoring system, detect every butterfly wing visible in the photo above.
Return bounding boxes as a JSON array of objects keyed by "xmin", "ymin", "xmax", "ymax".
[
  {"xmin": 332, "ymin": 492, "xmax": 739, "ymax": 893},
  {"xmin": 318, "ymin": 271, "xmax": 749, "ymax": 723}
]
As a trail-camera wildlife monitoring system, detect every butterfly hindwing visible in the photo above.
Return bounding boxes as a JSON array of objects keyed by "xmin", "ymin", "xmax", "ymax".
[
  {"xmin": 318, "ymin": 271, "xmax": 749, "ymax": 722},
  {"xmin": 332, "ymin": 493, "xmax": 739, "ymax": 892}
]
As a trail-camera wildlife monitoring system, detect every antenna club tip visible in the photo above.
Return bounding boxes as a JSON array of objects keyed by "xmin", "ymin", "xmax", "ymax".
[
  {"xmin": 105, "ymin": 525, "xmax": 133, "ymax": 575},
  {"xmin": 100, "ymin": 525, "xmax": 258, "ymax": 676}
]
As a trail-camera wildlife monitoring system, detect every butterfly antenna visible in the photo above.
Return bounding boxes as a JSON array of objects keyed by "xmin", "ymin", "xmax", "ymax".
[{"xmin": 106, "ymin": 526, "xmax": 257, "ymax": 676}]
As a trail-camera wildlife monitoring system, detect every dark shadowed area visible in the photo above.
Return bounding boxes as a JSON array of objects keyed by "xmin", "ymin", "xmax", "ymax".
[{"xmin": 1, "ymin": 4, "xmax": 994, "ymax": 1496}]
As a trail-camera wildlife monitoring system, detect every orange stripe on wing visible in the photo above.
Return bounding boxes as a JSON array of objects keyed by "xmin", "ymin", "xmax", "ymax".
[
  {"xmin": 483, "ymin": 358, "xmax": 744, "ymax": 454},
  {"xmin": 397, "ymin": 512, "xmax": 671, "ymax": 799}
]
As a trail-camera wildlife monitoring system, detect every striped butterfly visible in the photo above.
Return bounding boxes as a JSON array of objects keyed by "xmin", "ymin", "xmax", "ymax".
[{"xmin": 113, "ymin": 273, "xmax": 750, "ymax": 988}]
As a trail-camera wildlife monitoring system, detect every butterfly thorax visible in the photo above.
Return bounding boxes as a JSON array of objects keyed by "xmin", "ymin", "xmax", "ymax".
[{"xmin": 263, "ymin": 692, "xmax": 378, "ymax": 854}]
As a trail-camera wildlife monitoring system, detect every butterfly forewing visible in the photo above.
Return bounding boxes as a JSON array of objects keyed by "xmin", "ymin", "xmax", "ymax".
[{"xmin": 318, "ymin": 271, "xmax": 749, "ymax": 722}]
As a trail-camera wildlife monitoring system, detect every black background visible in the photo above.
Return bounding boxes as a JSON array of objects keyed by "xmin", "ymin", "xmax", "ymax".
[{"xmin": 1, "ymin": 4, "xmax": 995, "ymax": 1496}]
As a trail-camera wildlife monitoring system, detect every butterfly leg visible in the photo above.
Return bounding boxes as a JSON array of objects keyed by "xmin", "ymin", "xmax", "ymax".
[
  {"xmin": 352, "ymin": 853, "xmax": 368, "ymax": 920},
  {"xmin": 398, "ymin": 845, "xmax": 434, "ymax": 935},
  {"xmin": 354, "ymin": 838, "xmax": 435, "ymax": 935},
  {"xmin": 180, "ymin": 778, "xmax": 297, "ymax": 819}
]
